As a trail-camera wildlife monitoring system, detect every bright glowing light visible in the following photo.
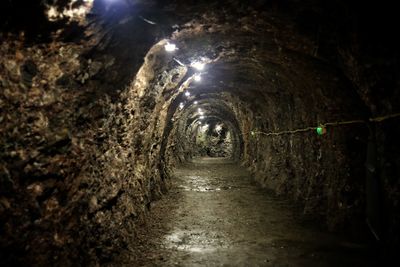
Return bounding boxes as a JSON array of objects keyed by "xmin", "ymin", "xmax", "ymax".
[
  {"xmin": 200, "ymin": 115, "xmax": 205, "ymax": 120},
  {"xmin": 198, "ymin": 121, "xmax": 202, "ymax": 125},
  {"xmin": 184, "ymin": 91, "xmax": 190, "ymax": 97},
  {"xmin": 194, "ymin": 101, "xmax": 198, "ymax": 105},
  {"xmin": 198, "ymin": 108, "xmax": 202, "ymax": 112},
  {"xmin": 316, "ymin": 126, "xmax": 327, "ymax": 136},
  {"xmin": 46, "ymin": 0, "xmax": 94, "ymax": 23},
  {"xmin": 194, "ymin": 74, "xmax": 201, "ymax": 82},
  {"xmin": 200, "ymin": 124, "xmax": 209, "ymax": 133},
  {"xmin": 173, "ymin": 58, "xmax": 184, "ymax": 66},
  {"xmin": 179, "ymin": 102, "xmax": 184, "ymax": 110},
  {"xmin": 199, "ymin": 111, "xmax": 204, "ymax": 115},
  {"xmin": 165, "ymin": 43, "xmax": 177, "ymax": 52},
  {"xmin": 191, "ymin": 61, "xmax": 205, "ymax": 71},
  {"xmin": 47, "ymin": 7, "xmax": 58, "ymax": 21}
]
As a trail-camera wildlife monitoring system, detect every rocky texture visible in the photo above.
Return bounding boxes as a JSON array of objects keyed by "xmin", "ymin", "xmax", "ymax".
[
  {"xmin": 195, "ymin": 123, "xmax": 233, "ymax": 158},
  {"xmin": 1, "ymin": 0, "xmax": 399, "ymax": 265},
  {"xmin": 162, "ymin": 1, "xmax": 400, "ymax": 245},
  {"xmin": 0, "ymin": 33, "xmax": 183, "ymax": 264},
  {"xmin": 0, "ymin": 10, "xmax": 176, "ymax": 266},
  {"xmin": 0, "ymin": 36, "xmax": 97, "ymax": 265}
]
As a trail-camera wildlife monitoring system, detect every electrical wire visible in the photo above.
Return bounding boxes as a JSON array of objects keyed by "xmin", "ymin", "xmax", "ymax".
[{"xmin": 246, "ymin": 112, "xmax": 400, "ymax": 137}]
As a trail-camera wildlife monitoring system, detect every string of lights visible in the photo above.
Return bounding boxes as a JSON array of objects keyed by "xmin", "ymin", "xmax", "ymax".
[
  {"xmin": 162, "ymin": 41, "xmax": 400, "ymax": 135},
  {"xmin": 166, "ymin": 41, "xmax": 208, "ymax": 121},
  {"xmin": 247, "ymin": 112, "xmax": 400, "ymax": 137}
]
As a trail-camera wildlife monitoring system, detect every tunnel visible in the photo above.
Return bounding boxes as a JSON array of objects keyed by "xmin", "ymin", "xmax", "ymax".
[{"xmin": 0, "ymin": 0, "xmax": 399, "ymax": 266}]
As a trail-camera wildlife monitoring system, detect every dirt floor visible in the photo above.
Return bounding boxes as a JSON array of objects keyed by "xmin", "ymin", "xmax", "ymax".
[{"xmin": 111, "ymin": 157, "xmax": 377, "ymax": 266}]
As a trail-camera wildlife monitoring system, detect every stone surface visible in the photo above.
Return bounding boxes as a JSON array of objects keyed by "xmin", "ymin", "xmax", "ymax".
[
  {"xmin": 0, "ymin": 0, "xmax": 399, "ymax": 265},
  {"xmin": 114, "ymin": 158, "xmax": 377, "ymax": 266}
]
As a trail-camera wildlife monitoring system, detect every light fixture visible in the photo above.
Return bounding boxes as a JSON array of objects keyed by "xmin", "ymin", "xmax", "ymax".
[
  {"xmin": 200, "ymin": 124, "xmax": 209, "ymax": 133},
  {"xmin": 173, "ymin": 58, "xmax": 184, "ymax": 66},
  {"xmin": 184, "ymin": 91, "xmax": 190, "ymax": 97},
  {"xmin": 194, "ymin": 74, "xmax": 201, "ymax": 82},
  {"xmin": 316, "ymin": 125, "xmax": 327, "ymax": 136},
  {"xmin": 191, "ymin": 61, "xmax": 205, "ymax": 71},
  {"xmin": 165, "ymin": 43, "xmax": 177, "ymax": 52}
]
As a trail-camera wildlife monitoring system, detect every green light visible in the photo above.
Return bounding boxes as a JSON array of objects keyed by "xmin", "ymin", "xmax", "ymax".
[{"xmin": 316, "ymin": 126, "xmax": 326, "ymax": 136}]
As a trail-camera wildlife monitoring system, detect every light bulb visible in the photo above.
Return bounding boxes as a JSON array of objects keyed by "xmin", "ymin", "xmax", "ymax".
[
  {"xmin": 165, "ymin": 43, "xmax": 177, "ymax": 52},
  {"xmin": 191, "ymin": 61, "xmax": 205, "ymax": 71}
]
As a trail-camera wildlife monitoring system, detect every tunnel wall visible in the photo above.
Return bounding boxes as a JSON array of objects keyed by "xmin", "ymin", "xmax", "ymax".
[
  {"xmin": 164, "ymin": 4, "xmax": 400, "ymax": 243},
  {"xmin": 161, "ymin": 5, "xmax": 400, "ymax": 242},
  {"xmin": 0, "ymin": 38, "xmax": 103, "ymax": 265},
  {"xmin": 0, "ymin": 34, "xmax": 184, "ymax": 265},
  {"xmin": 0, "ymin": 0, "xmax": 190, "ymax": 264},
  {"xmin": 229, "ymin": 93, "xmax": 369, "ymax": 234},
  {"xmin": 1, "ymin": 0, "xmax": 400, "ymax": 265}
]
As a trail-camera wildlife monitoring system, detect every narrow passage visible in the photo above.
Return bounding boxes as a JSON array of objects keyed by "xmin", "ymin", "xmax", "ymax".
[{"xmin": 116, "ymin": 158, "xmax": 374, "ymax": 266}]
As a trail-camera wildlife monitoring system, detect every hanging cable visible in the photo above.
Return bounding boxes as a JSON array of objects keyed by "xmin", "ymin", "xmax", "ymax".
[{"xmin": 244, "ymin": 112, "xmax": 400, "ymax": 137}]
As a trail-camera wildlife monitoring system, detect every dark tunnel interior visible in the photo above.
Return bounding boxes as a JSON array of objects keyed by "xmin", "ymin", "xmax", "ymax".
[{"xmin": 1, "ymin": 0, "xmax": 399, "ymax": 266}]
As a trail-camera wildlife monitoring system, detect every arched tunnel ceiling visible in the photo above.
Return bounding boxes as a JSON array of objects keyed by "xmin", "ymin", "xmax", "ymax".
[
  {"xmin": 1, "ymin": 0, "xmax": 400, "ymax": 266},
  {"xmin": 131, "ymin": 4, "xmax": 369, "ymax": 125},
  {"xmin": 168, "ymin": 21, "xmax": 311, "ymax": 100},
  {"xmin": 180, "ymin": 97, "xmax": 239, "ymax": 124},
  {"xmin": 3, "ymin": 0, "xmax": 394, "ymax": 113}
]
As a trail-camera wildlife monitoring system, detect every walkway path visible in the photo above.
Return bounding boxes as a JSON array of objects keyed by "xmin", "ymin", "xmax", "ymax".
[{"xmin": 113, "ymin": 157, "xmax": 374, "ymax": 266}]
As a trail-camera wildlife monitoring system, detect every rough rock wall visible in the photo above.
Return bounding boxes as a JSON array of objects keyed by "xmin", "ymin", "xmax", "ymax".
[
  {"xmin": 0, "ymin": 0, "xmax": 189, "ymax": 264},
  {"xmin": 338, "ymin": 46, "xmax": 400, "ymax": 244},
  {"xmin": 230, "ymin": 91, "xmax": 368, "ymax": 234},
  {"xmin": 0, "ymin": 34, "xmax": 182, "ymax": 267},
  {"xmin": 159, "ymin": 1, "xmax": 400, "ymax": 243},
  {"xmin": 166, "ymin": 95, "xmax": 243, "ymax": 164},
  {"xmin": 0, "ymin": 37, "xmax": 101, "ymax": 265},
  {"xmin": 1, "ymin": 1, "xmax": 400, "ymax": 265},
  {"xmin": 245, "ymin": 64, "xmax": 367, "ymax": 234},
  {"xmin": 192, "ymin": 124, "xmax": 233, "ymax": 158},
  {"xmin": 158, "ymin": 11, "xmax": 372, "ymax": 238},
  {"xmin": 81, "ymin": 40, "xmax": 186, "ymax": 264}
]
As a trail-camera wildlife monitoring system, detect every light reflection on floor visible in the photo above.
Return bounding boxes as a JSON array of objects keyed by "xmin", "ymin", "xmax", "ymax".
[{"xmin": 165, "ymin": 229, "xmax": 227, "ymax": 253}]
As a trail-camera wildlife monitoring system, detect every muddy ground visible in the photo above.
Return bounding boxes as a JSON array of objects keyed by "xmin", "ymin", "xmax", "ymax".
[{"xmin": 111, "ymin": 157, "xmax": 377, "ymax": 266}]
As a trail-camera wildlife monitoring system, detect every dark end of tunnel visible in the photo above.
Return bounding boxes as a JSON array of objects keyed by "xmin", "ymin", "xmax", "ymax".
[{"xmin": 1, "ymin": 0, "xmax": 400, "ymax": 265}]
